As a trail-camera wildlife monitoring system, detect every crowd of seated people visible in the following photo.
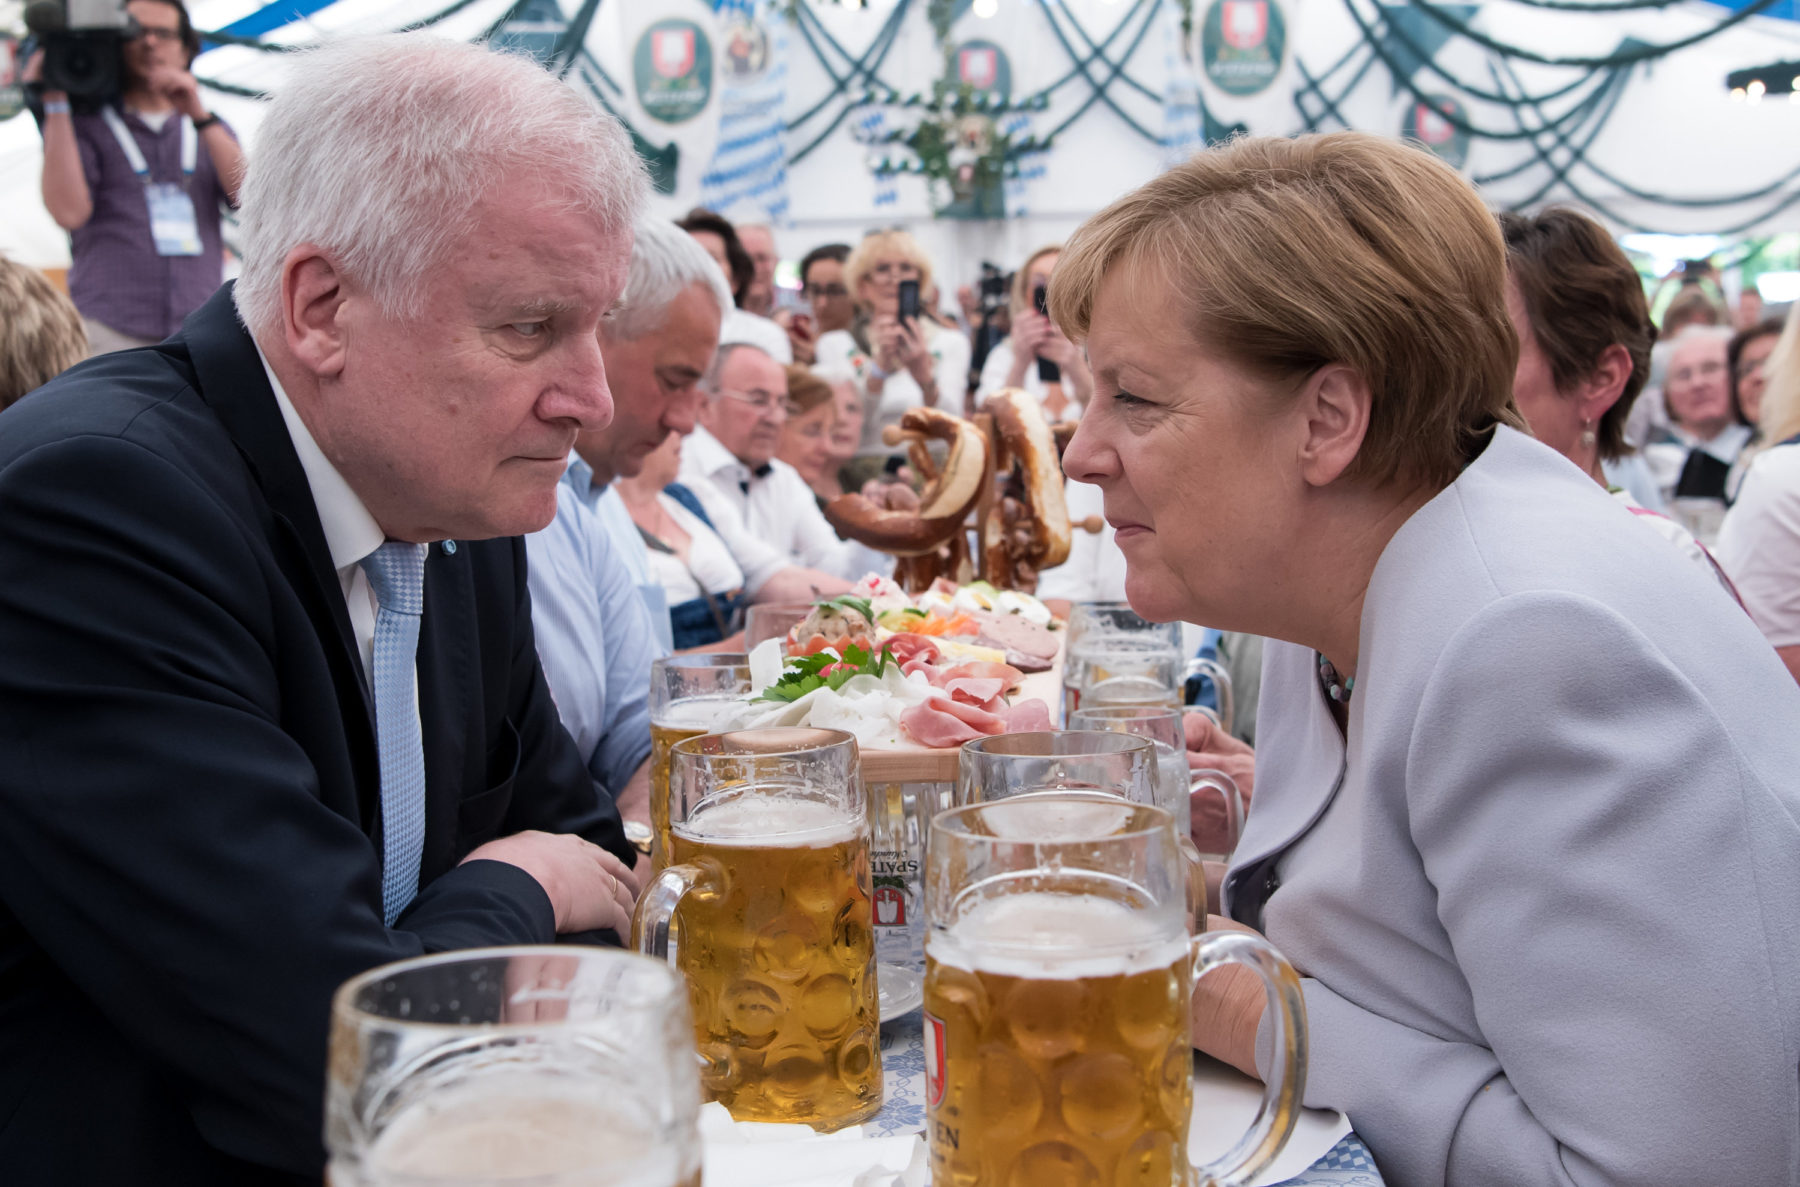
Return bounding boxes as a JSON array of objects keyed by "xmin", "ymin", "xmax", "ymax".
[{"xmin": 5, "ymin": 55, "xmax": 1800, "ymax": 1181}]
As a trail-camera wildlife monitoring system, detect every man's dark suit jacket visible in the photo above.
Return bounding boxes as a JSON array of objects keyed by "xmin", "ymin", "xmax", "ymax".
[{"xmin": 0, "ymin": 286, "xmax": 635, "ymax": 1184}]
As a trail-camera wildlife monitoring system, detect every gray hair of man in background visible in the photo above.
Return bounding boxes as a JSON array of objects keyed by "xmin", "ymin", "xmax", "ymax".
[
  {"xmin": 233, "ymin": 35, "xmax": 646, "ymax": 335},
  {"xmin": 701, "ymin": 341, "xmax": 776, "ymax": 397},
  {"xmin": 606, "ymin": 215, "xmax": 734, "ymax": 343}
]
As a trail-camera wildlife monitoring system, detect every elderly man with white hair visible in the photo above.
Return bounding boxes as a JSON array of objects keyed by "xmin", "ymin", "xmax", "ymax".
[
  {"xmin": 679, "ymin": 340, "xmax": 894, "ymax": 581},
  {"xmin": 0, "ymin": 36, "xmax": 647, "ymax": 1182}
]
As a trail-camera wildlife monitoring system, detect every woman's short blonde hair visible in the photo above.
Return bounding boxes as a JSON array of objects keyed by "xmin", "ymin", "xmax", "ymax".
[
  {"xmin": 845, "ymin": 230, "xmax": 934, "ymax": 306},
  {"xmin": 1010, "ymin": 244, "xmax": 1062, "ymax": 315},
  {"xmin": 0, "ymin": 258, "xmax": 87, "ymax": 410},
  {"xmin": 1051, "ymin": 132, "xmax": 1523, "ymax": 488}
]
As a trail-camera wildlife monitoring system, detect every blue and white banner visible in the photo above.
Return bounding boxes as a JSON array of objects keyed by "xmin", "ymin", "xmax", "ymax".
[
  {"xmin": 1159, "ymin": 0, "xmax": 1206, "ymax": 167},
  {"xmin": 697, "ymin": 0, "xmax": 791, "ymax": 222},
  {"xmin": 852, "ymin": 105, "xmax": 900, "ymax": 208},
  {"xmin": 1001, "ymin": 112, "xmax": 1044, "ymax": 217}
]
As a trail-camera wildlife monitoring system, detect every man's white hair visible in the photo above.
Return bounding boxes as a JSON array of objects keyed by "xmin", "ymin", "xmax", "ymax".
[
  {"xmin": 607, "ymin": 216, "xmax": 734, "ymax": 342},
  {"xmin": 233, "ymin": 34, "xmax": 647, "ymax": 335},
  {"xmin": 702, "ymin": 341, "xmax": 774, "ymax": 396}
]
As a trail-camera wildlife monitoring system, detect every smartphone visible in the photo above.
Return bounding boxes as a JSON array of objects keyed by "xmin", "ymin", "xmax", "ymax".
[
  {"xmin": 1033, "ymin": 282, "xmax": 1061, "ymax": 384},
  {"xmin": 898, "ymin": 278, "xmax": 920, "ymax": 325}
]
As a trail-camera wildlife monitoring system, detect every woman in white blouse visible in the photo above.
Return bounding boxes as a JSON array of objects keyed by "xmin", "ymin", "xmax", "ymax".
[
  {"xmin": 1719, "ymin": 315, "xmax": 1800, "ymax": 685},
  {"xmin": 813, "ymin": 230, "xmax": 971, "ymax": 459},
  {"xmin": 974, "ymin": 244, "xmax": 1094, "ymax": 422},
  {"xmin": 614, "ymin": 433, "xmax": 747, "ymax": 650}
]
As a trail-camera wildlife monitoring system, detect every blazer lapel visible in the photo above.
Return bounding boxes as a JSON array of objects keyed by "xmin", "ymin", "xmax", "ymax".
[
  {"xmin": 1225, "ymin": 639, "xmax": 1350, "ymax": 927},
  {"xmin": 181, "ymin": 286, "xmax": 381, "ymax": 826}
]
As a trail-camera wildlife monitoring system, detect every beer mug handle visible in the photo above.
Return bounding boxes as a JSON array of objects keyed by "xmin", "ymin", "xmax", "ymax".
[
  {"xmin": 632, "ymin": 862, "xmax": 709, "ymax": 962},
  {"xmin": 1188, "ymin": 931, "xmax": 1307, "ymax": 1186},
  {"xmin": 1189, "ymin": 768, "xmax": 1245, "ymax": 855},
  {"xmin": 1184, "ymin": 657, "xmax": 1235, "ymax": 736}
]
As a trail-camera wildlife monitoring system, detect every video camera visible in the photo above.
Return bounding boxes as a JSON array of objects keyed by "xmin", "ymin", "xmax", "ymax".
[
  {"xmin": 977, "ymin": 262, "xmax": 1010, "ymax": 315},
  {"xmin": 22, "ymin": 0, "xmax": 137, "ymax": 108}
]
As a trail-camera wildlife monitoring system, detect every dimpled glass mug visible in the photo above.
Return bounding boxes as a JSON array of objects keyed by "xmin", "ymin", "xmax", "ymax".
[
  {"xmin": 649, "ymin": 654, "xmax": 753, "ymax": 870},
  {"xmin": 922, "ymin": 795, "xmax": 1307, "ymax": 1187},
  {"xmin": 634, "ymin": 727, "xmax": 882, "ymax": 1130},
  {"xmin": 326, "ymin": 947, "xmax": 702, "ymax": 1187}
]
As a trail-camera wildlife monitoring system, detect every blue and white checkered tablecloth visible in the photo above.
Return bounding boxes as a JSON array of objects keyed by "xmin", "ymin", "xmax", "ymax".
[{"xmin": 871, "ymin": 1010, "xmax": 1384, "ymax": 1186}]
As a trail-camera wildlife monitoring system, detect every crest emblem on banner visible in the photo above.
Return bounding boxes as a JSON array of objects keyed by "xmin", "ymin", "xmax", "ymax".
[
  {"xmin": 1199, "ymin": 0, "xmax": 1287, "ymax": 97},
  {"xmin": 721, "ymin": 18, "xmax": 769, "ymax": 83},
  {"xmin": 1402, "ymin": 94, "xmax": 1471, "ymax": 169},
  {"xmin": 634, "ymin": 18, "xmax": 713, "ymax": 124},
  {"xmin": 955, "ymin": 39, "xmax": 1011, "ymax": 97},
  {"xmin": 1222, "ymin": 0, "xmax": 1268, "ymax": 50}
]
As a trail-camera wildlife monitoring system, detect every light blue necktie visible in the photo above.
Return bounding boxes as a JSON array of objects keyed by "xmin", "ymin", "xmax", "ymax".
[{"xmin": 360, "ymin": 541, "xmax": 429, "ymax": 926}]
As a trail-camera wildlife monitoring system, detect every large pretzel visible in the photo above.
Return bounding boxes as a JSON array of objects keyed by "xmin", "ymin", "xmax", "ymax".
[
  {"xmin": 981, "ymin": 389, "xmax": 1072, "ymax": 590},
  {"xmin": 822, "ymin": 408, "xmax": 989, "ymax": 556}
]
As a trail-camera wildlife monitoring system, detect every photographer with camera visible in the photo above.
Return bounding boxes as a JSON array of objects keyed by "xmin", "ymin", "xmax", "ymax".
[
  {"xmin": 25, "ymin": 0, "xmax": 241, "ymax": 355},
  {"xmin": 973, "ymin": 244, "xmax": 1091, "ymax": 423}
]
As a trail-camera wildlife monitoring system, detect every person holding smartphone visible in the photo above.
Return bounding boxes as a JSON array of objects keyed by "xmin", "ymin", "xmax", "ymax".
[
  {"xmin": 813, "ymin": 229, "xmax": 971, "ymax": 459},
  {"xmin": 974, "ymin": 244, "xmax": 1093, "ymax": 422}
]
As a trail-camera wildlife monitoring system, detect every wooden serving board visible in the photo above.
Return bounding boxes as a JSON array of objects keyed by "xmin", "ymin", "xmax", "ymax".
[{"xmin": 857, "ymin": 663, "xmax": 1063, "ymax": 784}]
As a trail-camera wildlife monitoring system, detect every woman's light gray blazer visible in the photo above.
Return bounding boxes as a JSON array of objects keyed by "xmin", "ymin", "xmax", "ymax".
[{"xmin": 1227, "ymin": 425, "xmax": 1800, "ymax": 1186}]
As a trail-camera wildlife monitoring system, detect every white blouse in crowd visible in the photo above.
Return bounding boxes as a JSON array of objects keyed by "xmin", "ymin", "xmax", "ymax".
[
  {"xmin": 974, "ymin": 339, "xmax": 1085, "ymax": 421},
  {"xmin": 675, "ymin": 426, "xmax": 891, "ymax": 581},
  {"xmin": 643, "ymin": 494, "xmax": 746, "ymax": 605},
  {"xmin": 814, "ymin": 323, "xmax": 972, "ymax": 455},
  {"xmin": 1717, "ymin": 441, "xmax": 1800, "ymax": 649}
]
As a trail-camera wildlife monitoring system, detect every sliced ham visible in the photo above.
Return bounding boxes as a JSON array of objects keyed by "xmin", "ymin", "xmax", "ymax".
[
  {"xmin": 885, "ymin": 633, "xmax": 941, "ymax": 668},
  {"xmin": 941, "ymin": 661, "xmax": 1025, "ymax": 694},
  {"xmin": 944, "ymin": 676, "xmax": 1008, "ymax": 705},
  {"xmin": 900, "ymin": 699, "xmax": 987, "ymax": 747},
  {"xmin": 1001, "ymin": 698, "xmax": 1053, "ymax": 733},
  {"xmin": 899, "ymin": 690, "xmax": 1014, "ymax": 746}
]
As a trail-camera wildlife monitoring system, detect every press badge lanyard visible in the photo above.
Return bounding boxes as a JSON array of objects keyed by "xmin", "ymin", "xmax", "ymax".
[{"xmin": 102, "ymin": 105, "xmax": 203, "ymax": 258}]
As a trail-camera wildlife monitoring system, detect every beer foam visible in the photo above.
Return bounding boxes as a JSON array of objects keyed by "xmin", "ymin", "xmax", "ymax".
[
  {"xmin": 654, "ymin": 695, "xmax": 745, "ymax": 730},
  {"xmin": 978, "ymin": 797, "xmax": 1138, "ymax": 841},
  {"xmin": 678, "ymin": 793, "xmax": 861, "ymax": 848},
  {"xmin": 363, "ymin": 1077, "xmax": 689, "ymax": 1186},
  {"xmin": 932, "ymin": 892, "xmax": 1188, "ymax": 980}
]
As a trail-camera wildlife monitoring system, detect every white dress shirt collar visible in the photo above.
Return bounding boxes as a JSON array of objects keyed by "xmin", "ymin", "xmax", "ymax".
[
  {"xmin": 257, "ymin": 346, "xmax": 386, "ymax": 571},
  {"xmin": 686, "ymin": 425, "xmax": 749, "ymax": 482}
]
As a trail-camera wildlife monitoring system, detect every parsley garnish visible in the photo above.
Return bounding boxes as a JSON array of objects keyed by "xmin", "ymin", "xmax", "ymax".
[{"xmin": 754, "ymin": 643, "xmax": 892, "ymax": 703}]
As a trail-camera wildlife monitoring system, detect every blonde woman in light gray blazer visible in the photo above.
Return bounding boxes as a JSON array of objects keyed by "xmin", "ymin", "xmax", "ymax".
[{"xmin": 1054, "ymin": 132, "xmax": 1800, "ymax": 1186}]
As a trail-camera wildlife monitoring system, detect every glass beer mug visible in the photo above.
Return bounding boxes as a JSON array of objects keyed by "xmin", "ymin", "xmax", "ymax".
[
  {"xmin": 923, "ymin": 796, "xmax": 1306, "ymax": 1187},
  {"xmin": 326, "ymin": 947, "xmax": 702, "ymax": 1187},
  {"xmin": 1063, "ymin": 603, "xmax": 1186, "ymax": 721},
  {"xmin": 955, "ymin": 729, "xmax": 1157, "ymax": 809},
  {"xmin": 634, "ymin": 727, "xmax": 883, "ymax": 1130},
  {"xmin": 650, "ymin": 654, "xmax": 752, "ymax": 869}
]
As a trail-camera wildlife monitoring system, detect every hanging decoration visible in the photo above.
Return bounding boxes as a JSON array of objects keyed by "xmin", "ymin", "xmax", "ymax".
[
  {"xmin": 1161, "ymin": 0, "xmax": 1209, "ymax": 164},
  {"xmin": 699, "ymin": 0, "xmax": 795, "ymax": 222}
]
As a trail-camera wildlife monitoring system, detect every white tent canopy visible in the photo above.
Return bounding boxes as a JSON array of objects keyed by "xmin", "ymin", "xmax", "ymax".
[{"xmin": 5, "ymin": 0, "xmax": 1800, "ymax": 279}]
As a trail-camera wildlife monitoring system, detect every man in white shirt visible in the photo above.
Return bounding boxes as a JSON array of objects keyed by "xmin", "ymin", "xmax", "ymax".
[{"xmin": 681, "ymin": 342, "xmax": 892, "ymax": 581}]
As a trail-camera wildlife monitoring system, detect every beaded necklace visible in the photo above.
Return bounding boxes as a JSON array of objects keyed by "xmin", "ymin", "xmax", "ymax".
[{"xmin": 1317, "ymin": 653, "xmax": 1355, "ymax": 703}]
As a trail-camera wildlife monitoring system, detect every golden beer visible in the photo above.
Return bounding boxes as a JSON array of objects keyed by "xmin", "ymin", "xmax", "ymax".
[
  {"xmin": 649, "ymin": 696, "xmax": 743, "ymax": 868},
  {"xmin": 668, "ymin": 794, "xmax": 882, "ymax": 1127},
  {"xmin": 924, "ymin": 891, "xmax": 1196, "ymax": 1187}
]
